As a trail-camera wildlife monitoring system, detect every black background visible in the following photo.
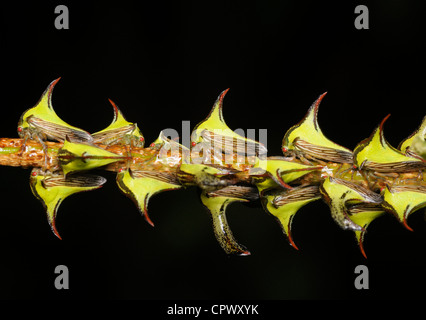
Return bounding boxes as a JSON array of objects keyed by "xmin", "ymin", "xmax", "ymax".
[{"xmin": 0, "ymin": 1, "xmax": 426, "ymax": 300}]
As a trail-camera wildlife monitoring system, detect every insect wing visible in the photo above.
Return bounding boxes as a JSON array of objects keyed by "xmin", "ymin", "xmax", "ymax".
[
  {"xmin": 92, "ymin": 125, "xmax": 135, "ymax": 145},
  {"xmin": 116, "ymin": 169, "xmax": 182, "ymax": 226},
  {"xmin": 294, "ymin": 138, "xmax": 353, "ymax": 163},
  {"xmin": 201, "ymin": 129, "xmax": 267, "ymax": 158},
  {"xmin": 27, "ymin": 116, "xmax": 93, "ymax": 143},
  {"xmin": 30, "ymin": 171, "xmax": 106, "ymax": 239}
]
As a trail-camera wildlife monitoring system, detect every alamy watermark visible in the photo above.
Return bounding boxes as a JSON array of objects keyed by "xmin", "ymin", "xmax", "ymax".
[
  {"xmin": 54, "ymin": 5, "xmax": 69, "ymax": 30},
  {"xmin": 354, "ymin": 264, "xmax": 369, "ymax": 290},
  {"xmin": 54, "ymin": 264, "xmax": 69, "ymax": 289},
  {"xmin": 157, "ymin": 121, "xmax": 268, "ymax": 170},
  {"xmin": 354, "ymin": 5, "xmax": 369, "ymax": 29}
]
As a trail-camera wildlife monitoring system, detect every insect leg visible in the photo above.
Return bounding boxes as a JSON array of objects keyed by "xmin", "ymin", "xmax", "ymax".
[
  {"xmin": 297, "ymin": 153, "xmax": 315, "ymax": 166},
  {"xmin": 336, "ymin": 166, "xmax": 354, "ymax": 179},
  {"xmin": 334, "ymin": 163, "xmax": 343, "ymax": 176},
  {"xmin": 33, "ymin": 132, "xmax": 49, "ymax": 170},
  {"xmin": 416, "ymin": 170, "xmax": 424, "ymax": 182},
  {"xmin": 18, "ymin": 132, "xmax": 29, "ymax": 156}
]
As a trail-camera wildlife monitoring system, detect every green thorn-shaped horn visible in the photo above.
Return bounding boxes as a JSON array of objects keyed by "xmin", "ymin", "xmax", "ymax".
[
  {"xmin": 319, "ymin": 177, "xmax": 383, "ymax": 231},
  {"xmin": 58, "ymin": 139, "xmax": 125, "ymax": 175},
  {"xmin": 263, "ymin": 185, "xmax": 321, "ymax": 250},
  {"xmin": 191, "ymin": 89, "xmax": 267, "ymax": 158},
  {"xmin": 399, "ymin": 115, "xmax": 426, "ymax": 160},
  {"xmin": 353, "ymin": 114, "xmax": 425, "ymax": 172},
  {"xmin": 192, "ymin": 89, "xmax": 230, "ymax": 142},
  {"xmin": 347, "ymin": 203, "xmax": 385, "ymax": 258},
  {"xmin": 116, "ymin": 169, "xmax": 182, "ymax": 226},
  {"xmin": 18, "ymin": 78, "xmax": 93, "ymax": 143},
  {"xmin": 29, "ymin": 168, "xmax": 106, "ymax": 239},
  {"xmin": 282, "ymin": 93, "xmax": 353, "ymax": 163},
  {"xmin": 252, "ymin": 156, "xmax": 322, "ymax": 189},
  {"xmin": 201, "ymin": 186, "xmax": 258, "ymax": 255},
  {"xmin": 382, "ymin": 185, "xmax": 426, "ymax": 231},
  {"xmin": 92, "ymin": 99, "xmax": 145, "ymax": 147}
]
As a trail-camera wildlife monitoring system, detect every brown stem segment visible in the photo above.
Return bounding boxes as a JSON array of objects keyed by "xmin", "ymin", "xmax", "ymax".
[
  {"xmin": 0, "ymin": 138, "xmax": 158, "ymax": 171},
  {"xmin": 0, "ymin": 138, "xmax": 422, "ymax": 190}
]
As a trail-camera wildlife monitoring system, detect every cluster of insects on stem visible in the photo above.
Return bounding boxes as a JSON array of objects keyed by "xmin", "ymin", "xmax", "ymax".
[{"xmin": 3, "ymin": 78, "xmax": 425, "ymax": 258}]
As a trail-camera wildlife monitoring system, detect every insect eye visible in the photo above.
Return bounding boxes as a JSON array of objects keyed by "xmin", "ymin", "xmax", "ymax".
[
  {"xmin": 282, "ymin": 147, "xmax": 288, "ymax": 153},
  {"xmin": 191, "ymin": 142, "xmax": 196, "ymax": 147},
  {"xmin": 18, "ymin": 127, "xmax": 23, "ymax": 132},
  {"xmin": 31, "ymin": 171, "xmax": 37, "ymax": 177},
  {"xmin": 140, "ymin": 137, "xmax": 144, "ymax": 142},
  {"xmin": 150, "ymin": 143, "xmax": 155, "ymax": 148}
]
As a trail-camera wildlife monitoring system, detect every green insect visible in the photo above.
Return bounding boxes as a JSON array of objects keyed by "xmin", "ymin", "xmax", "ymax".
[
  {"xmin": 30, "ymin": 168, "xmax": 106, "ymax": 239},
  {"xmin": 116, "ymin": 168, "xmax": 182, "ymax": 227},
  {"xmin": 58, "ymin": 138, "xmax": 126, "ymax": 176},
  {"xmin": 382, "ymin": 184, "xmax": 426, "ymax": 231},
  {"xmin": 200, "ymin": 185, "xmax": 259, "ymax": 256},
  {"xmin": 92, "ymin": 99, "xmax": 145, "ymax": 148},
  {"xmin": 262, "ymin": 185, "xmax": 321, "ymax": 250},
  {"xmin": 346, "ymin": 203, "xmax": 385, "ymax": 259},
  {"xmin": 115, "ymin": 131, "xmax": 189, "ymax": 227},
  {"xmin": 17, "ymin": 78, "xmax": 93, "ymax": 167},
  {"xmin": 191, "ymin": 89, "xmax": 267, "ymax": 159},
  {"xmin": 281, "ymin": 93, "xmax": 353, "ymax": 164},
  {"xmin": 398, "ymin": 115, "xmax": 426, "ymax": 160},
  {"xmin": 353, "ymin": 114, "xmax": 426, "ymax": 173},
  {"xmin": 319, "ymin": 177, "xmax": 383, "ymax": 231}
]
